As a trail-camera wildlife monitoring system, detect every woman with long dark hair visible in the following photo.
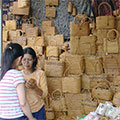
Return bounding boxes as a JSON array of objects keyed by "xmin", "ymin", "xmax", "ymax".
[
  {"xmin": 0, "ymin": 43, "xmax": 36, "ymax": 120},
  {"xmin": 21, "ymin": 47, "xmax": 48, "ymax": 120}
]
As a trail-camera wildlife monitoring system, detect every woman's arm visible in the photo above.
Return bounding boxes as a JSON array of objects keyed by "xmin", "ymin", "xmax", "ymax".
[
  {"xmin": 16, "ymin": 83, "xmax": 36, "ymax": 120},
  {"xmin": 37, "ymin": 71, "xmax": 48, "ymax": 98}
]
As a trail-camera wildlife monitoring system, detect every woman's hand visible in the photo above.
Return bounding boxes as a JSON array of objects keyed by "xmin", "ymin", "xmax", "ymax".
[{"xmin": 25, "ymin": 79, "xmax": 36, "ymax": 89}]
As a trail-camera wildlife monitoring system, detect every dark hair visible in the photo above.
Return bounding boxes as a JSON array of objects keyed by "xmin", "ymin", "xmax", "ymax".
[
  {"xmin": 23, "ymin": 47, "xmax": 38, "ymax": 72},
  {"xmin": 1, "ymin": 43, "xmax": 23, "ymax": 79}
]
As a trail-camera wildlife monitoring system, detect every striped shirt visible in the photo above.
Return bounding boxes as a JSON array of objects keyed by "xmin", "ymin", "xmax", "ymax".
[{"xmin": 0, "ymin": 69, "xmax": 25, "ymax": 119}]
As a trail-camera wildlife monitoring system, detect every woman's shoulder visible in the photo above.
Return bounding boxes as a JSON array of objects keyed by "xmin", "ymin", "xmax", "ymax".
[
  {"xmin": 34, "ymin": 69, "xmax": 45, "ymax": 76},
  {"xmin": 9, "ymin": 69, "xmax": 22, "ymax": 74}
]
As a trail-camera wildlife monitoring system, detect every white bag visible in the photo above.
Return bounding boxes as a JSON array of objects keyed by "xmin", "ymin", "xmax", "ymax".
[
  {"xmin": 95, "ymin": 103, "xmax": 107, "ymax": 116},
  {"xmin": 109, "ymin": 107, "xmax": 120, "ymax": 120},
  {"xmin": 83, "ymin": 112, "xmax": 99, "ymax": 120}
]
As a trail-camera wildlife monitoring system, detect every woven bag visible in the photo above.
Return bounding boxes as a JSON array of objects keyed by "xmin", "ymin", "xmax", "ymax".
[
  {"xmin": 70, "ymin": 35, "xmax": 96, "ymax": 55},
  {"xmin": 5, "ymin": 20, "xmax": 17, "ymax": 30},
  {"xmin": 37, "ymin": 55, "xmax": 45, "ymax": 70},
  {"xmin": 103, "ymin": 29, "xmax": 119, "ymax": 54},
  {"xmin": 96, "ymin": 2, "xmax": 115, "ymax": 29},
  {"xmin": 47, "ymin": 77, "xmax": 62, "ymax": 95},
  {"xmin": 68, "ymin": 2, "xmax": 73, "ymax": 13},
  {"xmin": 45, "ymin": 60, "xmax": 64, "ymax": 77},
  {"xmin": 34, "ymin": 36, "xmax": 45, "ymax": 46},
  {"xmin": 42, "ymin": 27, "xmax": 56, "ymax": 36},
  {"xmin": 85, "ymin": 56, "xmax": 103, "ymax": 75},
  {"xmin": 25, "ymin": 17, "xmax": 39, "ymax": 37},
  {"xmin": 45, "ymin": 106, "xmax": 55, "ymax": 120},
  {"xmin": 72, "ymin": 6, "xmax": 77, "ymax": 16},
  {"xmin": 70, "ymin": 14, "xmax": 90, "ymax": 36},
  {"xmin": 89, "ymin": 74, "xmax": 108, "ymax": 89},
  {"xmin": 65, "ymin": 93, "xmax": 88, "ymax": 110},
  {"xmin": 27, "ymin": 37, "xmax": 36, "ymax": 46},
  {"xmin": 97, "ymin": 29, "xmax": 108, "ymax": 44},
  {"xmin": 92, "ymin": 84, "xmax": 113, "ymax": 101},
  {"xmin": 64, "ymin": 54, "xmax": 84, "ymax": 76},
  {"xmin": 45, "ymin": 34, "xmax": 64, "ymax": 46},
  {"xmin": 22, "ymin": 17, "xmax": 34, "ymax": 32},
  {"xmin": 45, "ymin": 0, "xmax": 58, "ymax": 6},
  {"xmin": 2, "ymin": 29, "xmax": 8, "ymax": 42},
  {"xmin": 113, "ymin": 92, "xmax": 120, "ymax": 107},
  {"xmin": 103, "ymin": 55, "xmax": 120, "ymax": 75},
  {"xmin": 46, "ymin": 46, "xmax": 59, "ymax": 57},
  {"xmin": 26, "ymin": 27, "xmax": 39, "ymax": 37},
  {"xmin": 45, "ymin": 6, "xmax": 56, "ymax": 18},
  {"xmin": 82, "ymin": 74, "xmax": 91, "ymax": 90},
  {"xmin": 62, "ymin": 75, "xmax": 81, "ymax": 94},
  {"xmin": 115, "ymin": 16, "xmax": 120, "ymax": 33},
  {"xmin": 50, "ymin": 89, "xmax": 67, "ymax": 111},
  {"xmin": 113, "ymin": 74, "xmax": 120, "ymax": 86},
  {"xmin": 12, "ymin": 1, "xmax": 29, "ymax": 15},
  {"xmin": 33, "ymin": 46, "xmax": 43, "ymax": 56},
  {"xmin": 81, "ymin": 99, "xmax": 98, "ymax": 115},
  {"xmin": 41, "ymin": 20, "xmax": 54, "ymax": 31},
  {"xmin": 18, "ymin": 0, "xmax": 30, "ymax": 8},
  {"xmin": 12, "ymin": 29, "xmax": 27, "ymax": 46}
]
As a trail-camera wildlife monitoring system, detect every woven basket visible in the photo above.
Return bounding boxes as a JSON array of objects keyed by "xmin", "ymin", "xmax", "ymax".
[
  {"xmin": 45, "ymin": 0, "xmax": 58, "ymax": 6},
  {"xmin": 103, "ymin": 29, "xmax": 119, "ymax": 54},
  {"xmin": 82, "ymin": 74, "xmax": 91, "ymax": 90},
  {"xmin": 64, "ymin": 54, "xmax": 84, "ymax": 76},
  {"xmin": 47, "ymin": 77, "xmax": 62, "ymax": 95},
  {"xmin": 113, "ymin": 75, "xmax": 120, "ymax": 86},
  {"xmin": 97, "ymin": 29, "xmax": 108, "ymax": 44},
  {"xmin": 41, "ymin": 20, "xmax": 54, "ymax": 31},
  {"xmin": 72, "ymin": 6, "xmax": 77, "ymax": 16},
  {"xmin": 65, "ymin": 92, "xmax": 90, "ymax": 110},
  {"xmin": 45, "ymin": 60, "xmax": 64, "ymax": 77},
  {"xmin": 81, "ymin": 99, "xmax": 98, "ymax": 115},
  {"xmin": 103, "ymin": 55, "xmax": 120, "ymax": 75},
  {"xmin": 115, "ymin": 16, "xmax": 120, "ymax": 32},
  {"xmin": 70, "ymin": 35, "xmax": 97, "ymax": 55},
  {"xmin": 50, "ymin": 89, "xmax": 67, "ymax": 111},
  {"xmin": 113, "ymin": 92, "xmax": 120, "ymax": 107},
  {"xmin": 62, "ymin": 75, "xmax": 81, "ymax": 94},
  {"xmin": 92, "ymin": 84, "xmax": 113, "ymax": 101},
  {"xmin": 85, "ymin": 56, "xmax": 103, "ymax": 75},
  {"xmin": 45, "ymin": 34, "xmax": 64, "ymax": 46},
  {"xmin": 2, "ymin": 29, "xmax": 8, "ymax": 42},
  {"xmin": 5, "ymin": 20, "xmax": 17, "ymax": 30},
  {"xmin": 18, "ymin": 0, "xmax": 30, "ymax": 8},
  {"xmin": 34, "ymin": 36, "xmax": 45, "ymax": 46},
  {"xmin": 45, "ymin": 106, "xmax": 55, "ymax": 120},
  {"xmin": 68, "ymin": 2, "xmax": 73, "ymax": 13},
  {"xmin": 46, "ymin": 46, "xmax": 59, "ymax": 57},
  {"xmin": 42, "ymin": 26, "xmax": 56, "ymax": 36},
  {"xmin": 12, "ymin": 2, "xmax": 29, "ymax": 15},
  {"xmin": 89, "ymin": 74, "xmax": 108, "ymax": 89},
  {"xmin": 45, "ymin": 6, "xmax": 56, "ymax": 18},
  {"xmin": 96, "ymin": 2, "xmax": 115, "ymax": 29},
  {"xmin": 70, "ymin": 14, "xmax": 90, "ymax": 36}
]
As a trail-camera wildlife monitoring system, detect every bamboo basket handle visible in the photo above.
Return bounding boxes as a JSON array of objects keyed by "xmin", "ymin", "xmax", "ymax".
[
  {"xmin": 49, "ymin": 39, "xmax": 57, "ymax": 46},
  {"xmin": 107, "ymin": 29, "xmax": 119, "ymax": 42},
  {"xmin": 98, "ymin": 2, "xmax": 112, "ymax": 16},
  {"xmin": 29, "ymin": 16, "xmax": 38, "ymax": 26},
  {"xmin": 22, "ymin": 16, "xmax": 38, "ymax": 26},
  {"xmin": 74, "ymin": 14, "xmax": 88, "ymax": 26},
  {"xmin": 51, "ymin": 89, "xmax": 62, "ymax": 100},
  {"xmin": 93, "ymin": 82, "xmax": 110, "ymax": 89}
]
